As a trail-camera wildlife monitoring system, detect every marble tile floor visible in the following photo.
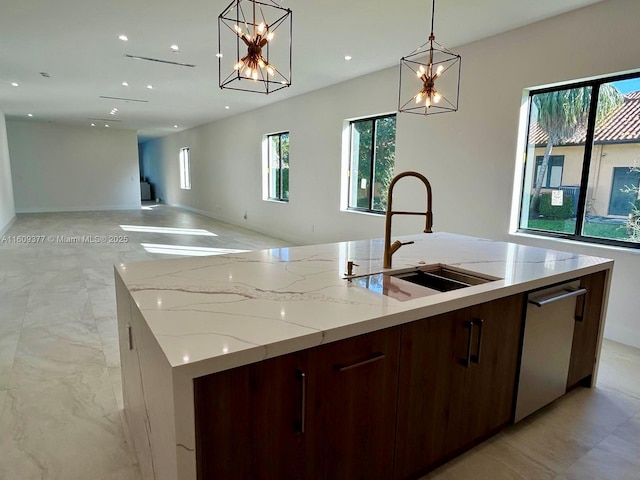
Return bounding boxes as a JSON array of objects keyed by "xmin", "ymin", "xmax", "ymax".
[
  {"xmin": 0, "ymin": 206, "xmax": 638, "ymax": 479},
  {"xmin": 0, "ymin": 206, "xmax": 292, "ymax": 480}
]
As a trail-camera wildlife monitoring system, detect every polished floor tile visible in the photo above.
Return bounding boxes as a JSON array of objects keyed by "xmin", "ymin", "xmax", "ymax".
[
  {"xmin": 0, "ymin": 205, "xmax": 638, "ymax": 480},
  {"xmin": 421, "ymin": 346, "xmax": 640, "ymax": 480},
  {"xmin": 0, "ymin": 206, "xmax": 292, "ymax": 480}
]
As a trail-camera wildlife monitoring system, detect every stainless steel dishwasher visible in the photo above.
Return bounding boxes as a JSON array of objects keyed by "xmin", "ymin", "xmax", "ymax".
[{"xmin": 515, "ymin": 281, "xmax": 587, "ymax": 422}]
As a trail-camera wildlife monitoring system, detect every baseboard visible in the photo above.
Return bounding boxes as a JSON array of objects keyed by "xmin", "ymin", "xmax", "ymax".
[
  {"xmin": 15, "ymin": 204, "xmax": 142, "ymax": 214},
  {"xmin": 604, "ymin": 324, "xmax": 640, "ymax": 350},
  {"xmin": 0, "ymin": 215, "xmax": 16, "ymax": 236},
  {"xmin": 171, "ymin": 203, "xmax": 304, "ymax": 246}
]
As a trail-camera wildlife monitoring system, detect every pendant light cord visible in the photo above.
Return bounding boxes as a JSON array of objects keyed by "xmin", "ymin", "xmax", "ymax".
[{"xmin": 430, "ymin": 0, "xmax": 436, "ymax": 37}]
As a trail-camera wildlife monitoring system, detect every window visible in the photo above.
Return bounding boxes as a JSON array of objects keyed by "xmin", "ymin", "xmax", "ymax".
[
  {"xmin": 179, "ymin": 147, "xmax": 191, "ymax": 190},
  {"xmin": 518, "ymin": 73, "xmax": 640, "ymax": 247},
  {"xmin": 347, "ymin": 114, "xmax": 396, "ymax": 213},
  {"xmin": 266, "ymin": 132, "xmax": 289, "ymax": 202},
  {"xmin": 534, "ymin": 155, "xmax": 564, "ymax": 188}
]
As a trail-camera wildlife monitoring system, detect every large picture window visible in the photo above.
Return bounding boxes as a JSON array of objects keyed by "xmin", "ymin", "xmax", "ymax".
[
  {"xmin": 266, "ymin": 132, "xmax": 289, "ymax": 202},
  {"xmin": 347, "ymin": 114, "xmax": 396, "ymax": 213},
  {"xmin": 518, "ymin": 73, "xmax": 640, "ymax": 247}
]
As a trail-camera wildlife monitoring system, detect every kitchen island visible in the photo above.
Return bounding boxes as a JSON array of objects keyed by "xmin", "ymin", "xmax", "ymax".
[{"xmin": 115, "ymin": 232, "xmax": 613, "ymax": 480}]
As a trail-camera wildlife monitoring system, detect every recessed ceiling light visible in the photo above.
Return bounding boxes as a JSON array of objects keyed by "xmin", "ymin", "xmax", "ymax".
[
  {"xmin": 118, "ymin": 34, "xmax": 128, "ymax": 41},
  {"xmin": 105, "ymin": 124, "xmax": 110, "ymax": 128},
  {"xmin": 225, "ymin": 105, "xmax": 230, "ymax": 110},
  {"xmin": 146, "ymin": 85, "xmax": 153, "ymax": 89},
  {"xmin": 27, "ymin": 113, "xmax": 33, "ymax": 117},
  {"xmin": 122, "ymin": 81, "xmax": 129, "ymax": 87},
  {"xmin": 11, "ymin": 82, "xmax": 19, "ymax": 87},
  {"xmin": 344, "ymin": 55, "xmax": 352, "ymax": 61},
  {"xmin": 173, "ymin": 125, "xmax": 178, "ymax": 128},
  {"xmin": 170, "ymin": 44, "xmax": 179, "ymax": 51},
  {"xmin": 90, "ymin": 123, "xmax": 95, "ymax": 127}
]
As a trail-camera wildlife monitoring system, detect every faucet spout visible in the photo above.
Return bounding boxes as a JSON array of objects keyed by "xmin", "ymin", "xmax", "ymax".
[{"xmin": 383, "ymin": 171, "xmax": 433, "ymax": 269}]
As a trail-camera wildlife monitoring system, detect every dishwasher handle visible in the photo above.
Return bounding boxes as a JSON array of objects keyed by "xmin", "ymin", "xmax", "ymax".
[{"xmin": 528, "ymin": 287, "xmax": 587, "ymax": 308}]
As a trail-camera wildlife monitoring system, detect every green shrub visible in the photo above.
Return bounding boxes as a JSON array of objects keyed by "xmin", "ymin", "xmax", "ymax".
[{"xmin": 538, "ymin": 192, "xmax": 574, "ymax": 219}]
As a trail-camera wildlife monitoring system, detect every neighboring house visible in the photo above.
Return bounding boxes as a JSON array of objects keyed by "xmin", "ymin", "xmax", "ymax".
[{"xmin": 529, "ymin": 91, "xmax": 640, "ymax": 217}]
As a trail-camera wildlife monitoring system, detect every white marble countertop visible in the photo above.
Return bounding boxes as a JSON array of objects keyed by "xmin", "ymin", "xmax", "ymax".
[{"xmin": 115, "ymin": 232, "xmax": 613, "ymax": 375}]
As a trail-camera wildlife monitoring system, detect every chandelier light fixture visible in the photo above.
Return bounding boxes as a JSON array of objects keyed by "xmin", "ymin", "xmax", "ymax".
[
  {"xmin": 218, "ymin": 0, "xmax": 292, "ymax": 94},
  {"xmin": 398, "ymin": 0, "xmax": 461, "ymax": 116}
]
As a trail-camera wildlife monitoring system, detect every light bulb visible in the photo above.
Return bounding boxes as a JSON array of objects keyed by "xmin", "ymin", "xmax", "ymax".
[
  {"xmin": 434, "ymin": 92, "xmax": 442, "ymax": 103},
  {"xmin": 417, "ymin": 65, "xmax": 426, "ymax": 77},
  {"xmin": 234, "ymin": 61, "xmax": 244, "ymax": 70},
  {"xmin": 245, "ymin": 67, "xmax": 252, "ymax": 76},
  {"xmin": 415, "ymin": 92, "xmax": 423, "ymax": 104},
  {"xmin": 426, "ymin": 98, "xmax": 431, "ymax": 107},
  {"xmin": 252, "ymin": 70, "xmax": 258, "ymax": 80},
  {"xmin": 233, "ymin": 25, "xmax": 242, "ymax": 35},
  {"xmin": 266, "ymin": 66, "xmax": 275, "ymax": 76},
  {"xmin": 258, "ymin": 59, "xmax": 265, "ymax": 68},
  {"xmin": 257, "ymin": 22, "xmax": 265, "ymax": 35},
  {"xmin": 267, "ymin": 32, "xmax": 274, "ymax": 41},
  {"xmin": 436, "ymin": 64, "xmax": 444, "ymax": 76}
]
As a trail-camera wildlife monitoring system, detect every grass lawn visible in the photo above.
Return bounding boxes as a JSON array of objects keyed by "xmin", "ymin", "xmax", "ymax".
[{"xmin": 526, "ymin": 218, "xmax": 632, "ymax": 240}]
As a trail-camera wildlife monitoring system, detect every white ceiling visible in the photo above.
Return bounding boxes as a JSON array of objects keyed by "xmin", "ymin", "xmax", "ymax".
[{"xmin": 0, "ymin": 0, "xmax": 603, "ymax": 141}]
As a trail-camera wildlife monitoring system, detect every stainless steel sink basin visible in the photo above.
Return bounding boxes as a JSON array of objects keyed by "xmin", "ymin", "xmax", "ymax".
[
  {"xmin": 390, "ymin": 266, "xmax": 493, "ymax": 292},
  {"xmin": 351, "ymin": 265, "xmax": 498, "ymax": 301}
]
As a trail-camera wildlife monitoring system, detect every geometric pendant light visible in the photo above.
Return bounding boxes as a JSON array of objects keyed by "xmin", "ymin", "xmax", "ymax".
[
  {"xmin": 218, "ymin": 0, "xmax": 292, "ymax": 94},
  {"xmin": 398, "ymin": 0, "xmax": 461, "ymax": 115}
]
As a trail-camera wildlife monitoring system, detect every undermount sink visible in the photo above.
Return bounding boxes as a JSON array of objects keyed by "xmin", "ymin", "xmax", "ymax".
[
  {"xmin": 351, "ymin": 265, "xmax": 498, "ymax": 301},
  {"xmin": 390, "ymin": 266, "xmax": 493, "ymax": 292}
]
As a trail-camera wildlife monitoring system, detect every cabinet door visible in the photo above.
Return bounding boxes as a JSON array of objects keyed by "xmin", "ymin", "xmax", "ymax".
[
  {"xmin": 194, "ymin": 351, "xmax": 307, "ymax": 480},
  {"xmin": 395, "ymin": 310, "xmax": 466, "ymax": 479},
  {"xmin": 306, "ymin": 327, "xmax": 401, "ymax": 480},
  {"xmin": 567, "ymin": 270, "xmax": 607, "ymax": 389},
  {"xmin": 458, "ymin": 294, "xmax": 525, "ymax": 447}
]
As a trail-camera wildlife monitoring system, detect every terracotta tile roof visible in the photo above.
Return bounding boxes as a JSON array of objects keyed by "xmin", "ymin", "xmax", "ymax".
[{"xmin": 529, "ymin": 91, "xmax": 640, "ymax": 145}]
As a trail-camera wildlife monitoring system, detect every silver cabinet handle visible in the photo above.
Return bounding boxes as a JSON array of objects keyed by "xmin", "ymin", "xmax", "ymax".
[
  {"xmin": 575, "ymin": 288, "xmax": 587, "ymax": 322},
  {"xmin": 460, "ymin": 321, "xmax": 474, "ymax": 368},
  {"xmin": 471, "ymin": 318, "xmax": 483, "ymax": 364},
  {"xmin": 528, "ymin": 288, "xmax": 587, "ymax": 307},
  {"xmin": 337, "ymin": 353, "xmax": 386, "ymax": 372},
  {"xmin": 296, "ymin": 370, "xmax": 306, "ymax": 434},
  {"xmin": 127, "ymin": 324, "xmax": 133, "ymax": 350}
]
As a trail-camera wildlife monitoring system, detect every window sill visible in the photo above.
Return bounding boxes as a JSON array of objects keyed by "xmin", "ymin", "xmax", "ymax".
[
  {"xmin": 342, "ymin": 208, "xmax": 384, "ymax": 217},
  {"xmin": 264, "ymin": 198, "xmax": 289, "ymax": 204},
  {"xmin": 510, "ymin": 230, "xmax": 640, "ymax": 255}
]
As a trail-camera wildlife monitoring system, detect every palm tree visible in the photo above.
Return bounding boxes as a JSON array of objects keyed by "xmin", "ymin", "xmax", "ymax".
[{"xmin": 532, "ymin": 85, "xmax": 623, "ymax": 205}]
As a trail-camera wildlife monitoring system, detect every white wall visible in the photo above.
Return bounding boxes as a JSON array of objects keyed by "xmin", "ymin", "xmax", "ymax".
[
  {"xmin": 143, "ymin": 0, "xmax": 640, "ymax": 348},
  {"xmin": 0, "ymin": 113, "xmax": 16, "ymax": 234},
  {"xmin": 7, "ymin": 121, "xmax": 141, "ymax": 212}
]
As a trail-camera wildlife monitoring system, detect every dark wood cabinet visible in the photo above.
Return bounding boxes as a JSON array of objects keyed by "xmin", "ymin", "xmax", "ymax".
[
  {"xmin": 396, "ymin": 294, "xmax": 525, "ymax": 479},
  {"xmin": 194, "ymin": 326, "xmax": 400, "ymax": 480},
  {"xmin": 567, "ymin": 270, "xmax": 608, "ymax": 389},
  {"xmin": 306, "ymin": 327, "xmax": 400, "ymax": 480},
  {"xmin": 456, "ymin": 295, "xmax": 525, "ymax": 448},
  {"xmin": 194, "ymin": 351, "xmax": 307, "ymax": 480},
  {"xmin": 193, "ymin": 278, "xmax": 607, "ymax": 480},
  {"xmin": 395, "ymin": 310, "xmax": 463, "ymax": 479}
]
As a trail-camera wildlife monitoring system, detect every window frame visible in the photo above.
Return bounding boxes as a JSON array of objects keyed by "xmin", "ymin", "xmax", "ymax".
[
  {"xmin": 266, "ymin": 131, "xmax": 289, "ymax": 202},
  {"xmin": 179, "ymin": 147, "xmax": 191, "ymax": 190},
  {"xmin": 517, "ymin": 71, "xmax": 640, "ymax": 249},
  {"xmin": 347, "ymin": 113, "xmax": 397, "ymax": 214}
]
